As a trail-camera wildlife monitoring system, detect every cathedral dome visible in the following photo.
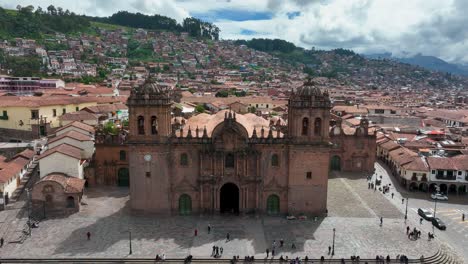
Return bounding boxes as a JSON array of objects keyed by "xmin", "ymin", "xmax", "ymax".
[
  {"xmin": 289, "ymin": 78, "xmax": 331, "ymax": 109},
  {"xmin": 127, "ymin": 77, "xmax": 172, "ymax": 106},
  {"xmin": 296, "ymin": 78, "xmax": 323, "ymax": 97}
]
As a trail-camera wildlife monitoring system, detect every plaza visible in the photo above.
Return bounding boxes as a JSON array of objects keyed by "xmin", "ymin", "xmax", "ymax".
[{"xmin": 0, "ymin": 164, "xmax": 462, "ymax": 261}]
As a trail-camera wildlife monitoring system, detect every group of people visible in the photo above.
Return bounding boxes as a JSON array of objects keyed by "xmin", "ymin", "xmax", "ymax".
[
  {"xmin": 154, "ymin": 254, "xmax": 166, "ymax": 261},
  {"xmin": 406, "ymin": 226, "xmax": 421, "ymax": 240},
  {"xmin": 211, "ymin": 245, "xmax": 224, "ymax": 258}
]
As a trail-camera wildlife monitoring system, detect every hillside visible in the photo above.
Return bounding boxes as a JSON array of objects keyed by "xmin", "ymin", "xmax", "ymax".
[
  {"xmin": 1, "ymin": 6, "xmax": 467, "ymax": 90},
  {"xmin": 234, "ymin": 38, "xmax": 468, "ymax": 89}
]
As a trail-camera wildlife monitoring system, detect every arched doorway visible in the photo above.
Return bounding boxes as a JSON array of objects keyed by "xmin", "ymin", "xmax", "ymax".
[
  {"xmin": 266, "ymin": 194, "xmax": 280, "ymax": 214},
  {"xmin": 409, "ymin": 182, "xmax": 417, "ymax": 191},
  {"xmin": 330, "ymin": 155, "xmax": 341, "ymax": 171},
  {"xmin": 449, "ymin": 184, "xmax": 457, "ymax": 194},
  {"xmin": 220, "ymin": 183, "xmax": 239, "ymax": 214},
  {"xmin": 458, "ymin": 185, "xmax": 467, "ymax": 195},
  {"xmin": 178, "ymin": 194, "xmax": 192, "ymax": 215},
  {"xmin": 439, "ymin": 184, "xmax": 447, "ymax": 194},
  {"xmin": 66, "ymin": 196, "xmax": 75, "ymax": 208},
  {"xmin": 117, "ymin": 168, "xmax": 129, "ymax": 187},
  {"xmin": 418, "ymin": 183, "xmax": 428, "ymax": 192},
  {"xmin": 429, "ymin": 183, "xmax": 437, "ymax": 193}
]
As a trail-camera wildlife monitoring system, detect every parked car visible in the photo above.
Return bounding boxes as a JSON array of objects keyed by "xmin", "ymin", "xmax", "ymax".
[
  {"xmin": 431, "ymin": 193, "xmax": 448, "ymax": 201},
  {"xmin": 418, "ymin": 208, "xmax": 434, "ymax": 220},
  {"xmin": 432, "ymin": 218, "xmax": 447, "ymax": 230}
]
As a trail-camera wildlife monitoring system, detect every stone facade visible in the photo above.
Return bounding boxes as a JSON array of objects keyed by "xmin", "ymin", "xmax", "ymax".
[
  {"xmin": 90, "ymin": 131, "xmax": 129, "ymax": 186},
  {"xmin": 125, "ymin": 79, "xmax": 376, "ymax": 215}
]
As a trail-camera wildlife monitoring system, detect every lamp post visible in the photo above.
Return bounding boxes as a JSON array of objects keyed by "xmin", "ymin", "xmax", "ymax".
[
  {"xmin": 405, "ymin": 197, "xmax": 408, "ymax": 221},
  {"xmin": 125, "ymin": 229, "xmax": 132, "ymax": 255},
  {"xmin": 332, "ymin": 228, "xmax": 336, "ymax": 256},
  {"xmin": 433, "ymin": 198, "xmax": 438, "ymax": 219}
]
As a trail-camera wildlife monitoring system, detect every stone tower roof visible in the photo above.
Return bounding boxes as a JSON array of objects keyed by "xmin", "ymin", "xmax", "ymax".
[
  {"xmin": 289, "ymin": 78, "xmax": 331, "ymax": 108},
  {"xmin": 127, "ymin": 78, "xmax": 172, "ymax": 106}
]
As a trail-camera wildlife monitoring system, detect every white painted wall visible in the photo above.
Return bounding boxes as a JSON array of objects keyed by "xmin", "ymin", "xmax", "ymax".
[{"xmin": 39, "ymin": 152, "xmax": 83, "ymax": 179}]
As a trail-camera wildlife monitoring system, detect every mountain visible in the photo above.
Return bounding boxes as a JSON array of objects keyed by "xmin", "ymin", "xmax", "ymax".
[{"xmin": 364, "ymin": 53, "xmax": 468, "ymax": 76}]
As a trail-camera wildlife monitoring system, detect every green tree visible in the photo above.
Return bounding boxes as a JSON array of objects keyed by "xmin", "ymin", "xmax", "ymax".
[
  {"xmin": 103, "ymin": 122, "xmax": 119, "ymax": 134},
  {"xmin": 215, "ymin": 90, "xmax": 229, "ymax": 97},
  {"xmin": 195, "ymin": 104, "xmax": 205, "ymax": 113}
]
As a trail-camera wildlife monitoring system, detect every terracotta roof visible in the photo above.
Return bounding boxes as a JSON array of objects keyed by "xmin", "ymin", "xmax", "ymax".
[
  {"xmin": 426, "ymin": 157, "xmax": 456, "ymax": 171},
  {"xmin": 380, "ymin": 140, "xmax": 400, "ymax": 151},
  {"xmin": 0, "ymin": 94, "xmax": 125, "ymax": 108},
  {"xmin": 48, "ymin": 130, "xmax": 93, "ymax": 145},
  {"xmin": 55, "ymin": 121, "xmax": 95, "ymax": 134},
  {"xmin": 181, "ymin": 110, "xmax": 281, "ymax": 138},
  {"xmin": 402, "ymin": 157, "xmax": 429, "ymax": 172},
  {"xmin": 81, "ymin": 103, "xmax": 127, "ymax": 114},
  {"xmin": 0, "ymin": 161, "xmax": 23, "ymax": 183},
  {"xmin": 59, "ymin": 111, "xmax": 98, "ymax": 121},
  {"xmin": 13, "ymin": 149, "xmax": 35, "ymax": 160},
  {"xmin": 39, "ymin": 173, "xmax": 85, "ymax": 193},
  {"xmin": 38, "ymin": 143, "xmax": 83, "ymax": 161}
]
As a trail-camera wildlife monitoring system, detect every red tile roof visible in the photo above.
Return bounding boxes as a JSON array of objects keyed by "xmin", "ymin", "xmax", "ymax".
[
  {"xmin": 38, "ymin": 143, "xmax": 83, "ymax": 161},
  {"xmin": 39, "ymin": 173, "xmax": 85, "ymax": 193},
  {"xmin": 55, "ymin": 121, "xmax": 95, "ymax": 134},
  {"xmin": 48, "ymin": 130, "xmax": 93, "ymax": 144}
]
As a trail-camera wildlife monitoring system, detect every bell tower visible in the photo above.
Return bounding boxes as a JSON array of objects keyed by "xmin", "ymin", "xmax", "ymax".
[
  {"xmin": 287, "ymin": 78, "xmax": 331, "ymax": 143},
  {"xmin": 127, "ymin": 78, "xmax": 172, "ymax": 143}
]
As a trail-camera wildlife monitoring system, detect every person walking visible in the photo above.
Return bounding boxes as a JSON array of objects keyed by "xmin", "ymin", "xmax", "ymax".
[
  {"xmin": 391, "ymin": 193, "xmax": 394, "ymax": 199},
  {"xmin": 402, "ymin": 198, "xmax": 404, "ymax": 204},
  {"xmin": 212, "ymin": 245, "xmax": 216, "ymax": 256},
  {"xmin": 87, "ymin": 231, "xmax": 91, "ymax": 240},
  {"xmin": 220, "ymin": 247, "xmax": 223, "ymax": 255},
  {"xmin": 380, "ymin": 217, "xmax": 383, "ymax": 226},
  {"xmin": 272, "ymin": 249, "xmax": 275, "ymax": 257},
  {"xmin": 328, "ymin": 246, "xmax": 331, "ymax": 255},
  {"xmin": 420, "ymin": 218, "xmax": 423, "ymax": 224},
  {"xmin": 208, "ymin": 224, "xmax": 211, "ymax": 234},
  {"xmin": 266, "ymin": 248, "xmax": 270, "ymax": 257},
  {"xmin": 194, "ymin": 229, "xmax": 198, "ymax": 236},
  {"xmin": 0, "ymin": 237, "xmax": 3, "ymax": 247},
  {"xmin": 226, "ymin": 232, "xmax": 230, "ymax": 241},
  {"xmin": 406, "ymin": 226, "xmax": 410, "ymax": 235},
  {"xmin": 463, "ymin": 213, "xmax": 465, "ymax": 222}
]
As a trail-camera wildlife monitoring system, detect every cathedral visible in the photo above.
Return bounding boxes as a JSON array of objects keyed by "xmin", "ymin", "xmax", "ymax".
[{"xmin": 126, "ymin": 79, "xmax": 375, "ymax": 215}]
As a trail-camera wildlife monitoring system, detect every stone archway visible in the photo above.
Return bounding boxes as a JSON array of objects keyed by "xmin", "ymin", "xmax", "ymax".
[
  {"xmin": 418, "ymin": 183, "xmax": 428, "ymax": 192},
  {"xmin": 330, "ymin": 155, "xmax": 341, "ymax": 171},
  {"xmin": 220, "ymin": 183, "xmax": 239, "ymax": 214},
  {"xmin": 439, "ymin": 184, "xmax": 448, "ymax": 194},
  {"xmin": 449, "ymin": 184, "xmax": 457, "ymax": 194},
  {"xmin": 409, "ymin": 182, "xmax": 418, "ymax": 191}
]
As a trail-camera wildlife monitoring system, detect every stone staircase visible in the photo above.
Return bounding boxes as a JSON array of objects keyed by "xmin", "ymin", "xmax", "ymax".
[{"xmin": 9, "ymin": 159, "xmax": 38, "ymax": 203}]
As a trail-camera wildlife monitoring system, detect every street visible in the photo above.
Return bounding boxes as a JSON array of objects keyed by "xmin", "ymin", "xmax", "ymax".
[{"xmin": 374, "ymin": 161, "xmax": 468, "ymax": 261}]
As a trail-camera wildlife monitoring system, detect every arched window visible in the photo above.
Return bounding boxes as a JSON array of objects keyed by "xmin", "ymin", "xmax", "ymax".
[
  {"xmin": 151, "ymin": 116, "xmax": 158, "ymax": 135},
  {"xmin": 271, "ymin": 154, "xmax": 279, "ymax": 166},
  {"xmin": 302, "ymin": 117, "xmax": 309, "ymax": 136},
  {"xmin": 137, "ymin": 116, "xmax": 145, "ymax": 135},
  {"xmin": 314, "ymin": 117, "xmax": 322, "ymax": 136},
  {"xmin": 66, "ymin": 196, "xmax": 75, "ymax": 208},
  {"xmin": 119, "ymin": 150, "xmax": 126, "ymax": 161},
  {"xmin": 180, "ymin": 153, "xmax": 188, "ymax": 166},
  {"xmin": 225, "ymin": 153, "xmax": 234, "ymax": 168}
]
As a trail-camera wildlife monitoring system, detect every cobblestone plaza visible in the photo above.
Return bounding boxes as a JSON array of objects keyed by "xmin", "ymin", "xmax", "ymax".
[{"xmin": 0, "ymin": 170, "xmax": 451, "ymax": 259}]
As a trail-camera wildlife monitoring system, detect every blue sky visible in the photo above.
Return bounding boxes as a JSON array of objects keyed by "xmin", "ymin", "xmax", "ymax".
[
  {"xmin": 3, "ymin": 0, "xmax": 468, "ymax": 63},
  {"xmin": 192, "ymin": 10, "xmax": 273, "ymax": 23}
]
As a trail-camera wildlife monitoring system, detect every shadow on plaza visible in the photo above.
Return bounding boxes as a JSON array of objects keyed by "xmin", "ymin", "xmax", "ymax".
[
  {"xmin": 49, "ymin": 200, "xmax": 324, "ymax": 257},
  {"xmin": 84, "ymin": 186, "xmax": 130, "ymax": 199}
]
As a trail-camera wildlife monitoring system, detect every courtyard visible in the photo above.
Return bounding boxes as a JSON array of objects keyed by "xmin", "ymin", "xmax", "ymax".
[{"xmin": 0, "ymin": 168, "xmax": 458, "ymax": 260}]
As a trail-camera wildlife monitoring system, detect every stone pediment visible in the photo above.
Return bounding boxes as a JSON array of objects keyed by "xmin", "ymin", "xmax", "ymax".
[
  {"xmin": 173, "ymin": 177, "xmax": 199, "ymax": 192},
  {"xmin": 264, "ymin": 177, "xmax": 286, "ymax": 192}
]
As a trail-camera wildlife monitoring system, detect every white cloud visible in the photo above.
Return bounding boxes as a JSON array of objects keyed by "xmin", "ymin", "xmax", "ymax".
[{"xmin": 2, "ymin": 0, "xmax": 468, "ymax": 63}]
